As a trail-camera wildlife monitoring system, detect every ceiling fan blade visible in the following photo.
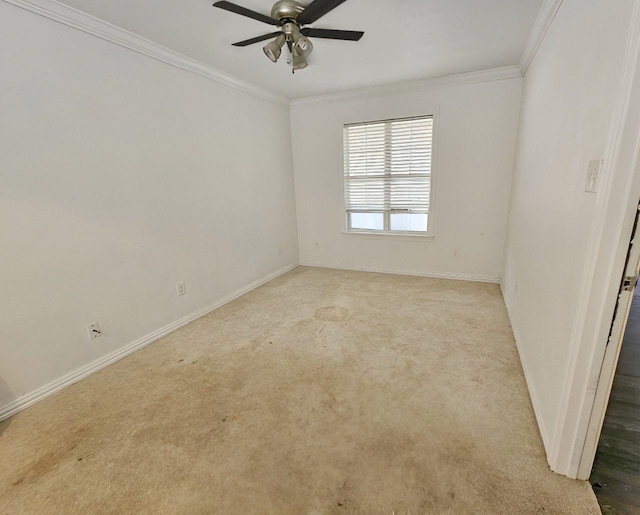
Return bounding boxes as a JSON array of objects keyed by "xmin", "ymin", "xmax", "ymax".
[
  {"xmin": 301, "ymin": 28, "xmax": 364, "ymax": 41},
  {"xmin": 213, "ymin": 1, "xmax": 278, "ymax": 26},
  {"xmin": 232, "ymin": 31, "xmax": 282, "ymax": 47},
  {"xmin": 298, "ymin": 0, "xmax": 348, "ymax": 25}
]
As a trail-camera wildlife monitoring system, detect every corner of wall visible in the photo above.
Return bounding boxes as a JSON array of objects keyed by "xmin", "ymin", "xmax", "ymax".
[{"xmin": 500, "ymin": 280, "xmax": 552, "ymax": 456}]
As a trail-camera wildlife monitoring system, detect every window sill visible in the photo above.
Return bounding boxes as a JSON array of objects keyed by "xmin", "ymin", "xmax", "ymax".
[{"xmin": 341, "ymin": 230, "xmax": 434, "ymax": 242}]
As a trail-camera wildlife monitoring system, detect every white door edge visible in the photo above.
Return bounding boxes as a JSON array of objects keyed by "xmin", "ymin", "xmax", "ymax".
[{"xmin": 577, "ymin": 204, "xmax": 640, "ymax": 479}]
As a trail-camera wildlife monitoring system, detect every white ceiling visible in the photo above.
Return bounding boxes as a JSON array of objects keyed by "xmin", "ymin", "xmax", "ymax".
[{"xmin": 57, "ymin": 0, "xmax": 544, "ymax": 99}]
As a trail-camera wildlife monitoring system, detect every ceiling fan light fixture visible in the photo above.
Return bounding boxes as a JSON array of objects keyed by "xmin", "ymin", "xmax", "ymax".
[
  {"xmin": 293, "ymin": 34, "xmax": 313, "ymax": 57},
  {"xmin": 291, "ymin": 47, "xmax": 308, "ymax": 70},
  {"xmin": 263, "ymin": 33, "xmax": 286, "ymax": 62}
]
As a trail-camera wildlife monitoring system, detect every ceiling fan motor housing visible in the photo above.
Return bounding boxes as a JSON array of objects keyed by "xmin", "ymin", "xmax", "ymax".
[{"xmin": 271, "ymin": 0, "xmax": 305, "ymax": 22}]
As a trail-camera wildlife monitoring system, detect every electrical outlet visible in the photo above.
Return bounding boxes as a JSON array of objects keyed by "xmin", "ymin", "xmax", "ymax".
[
  {"xmin": 176, "ymin": 281, "xmax": 186, "ymax": 297},
  {"xmin": 87, "ymin": 322, "xmax": 101, "ymax": 340}
]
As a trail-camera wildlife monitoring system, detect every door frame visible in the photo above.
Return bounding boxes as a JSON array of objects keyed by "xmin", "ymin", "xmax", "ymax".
[
  {"xmin": 549, "ymin": 5, "xmax": 640, "ymax": 479},
  {"xmin": 578, "ymin": 203, "xmax": 640, "ymax": 479}
]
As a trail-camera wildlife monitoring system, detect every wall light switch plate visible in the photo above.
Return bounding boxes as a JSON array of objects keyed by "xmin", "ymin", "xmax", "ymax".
[
  {"xmin": 586, "ymin": 159, "xmax": 603, "ymax": 193},
  {"xmin": 176, "ymin": 281, "xmax": 186, "ymax": 296}
]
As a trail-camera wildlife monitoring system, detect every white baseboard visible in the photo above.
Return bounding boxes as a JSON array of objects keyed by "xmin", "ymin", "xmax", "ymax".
[
  {"xmin": 301, "ymin": 263, "xmax": 500, "ymax": 284},
  {"xmin": 500, "ymin": 282, "xmax": 552, "ymax": 455},
  {"xmin": 0, "ymin": 263, "xmax": 299, "ymax": 422}
]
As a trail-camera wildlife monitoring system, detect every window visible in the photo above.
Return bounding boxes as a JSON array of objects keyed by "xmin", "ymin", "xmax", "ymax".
[{"xmin": 343, "ymin": 115, "xmax": 433, "ymax": 234}]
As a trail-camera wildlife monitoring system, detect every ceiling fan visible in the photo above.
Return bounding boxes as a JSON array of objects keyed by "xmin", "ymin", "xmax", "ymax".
[{"xmin": 213, "ymin": 0, "xmax": 364, "ymax": 71}]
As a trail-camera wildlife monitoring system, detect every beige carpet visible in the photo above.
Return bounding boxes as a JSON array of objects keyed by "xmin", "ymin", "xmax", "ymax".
[{"xmin": 0, "ymin": 267, "xmax": 599, "ymax": 514}]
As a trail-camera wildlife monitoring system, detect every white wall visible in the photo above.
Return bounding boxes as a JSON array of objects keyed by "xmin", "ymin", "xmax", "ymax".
[
  {"xmin": 501, "ymin": 0, "xmax": 636, "ymax": 466},
  {"xmin": 290, "ymin": 76, "xmax": 522, "ymax": 282},
  {"xmin": 0, "ymin": 2, "xmax": 298, "ymax": 414}
]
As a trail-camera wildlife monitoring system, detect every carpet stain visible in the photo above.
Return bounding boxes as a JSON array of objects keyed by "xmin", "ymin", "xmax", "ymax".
[
  {"xmin": 11, "ymin": 424, "xmax": 91, "ymax": 487},
  {"xmin": 315, "ymin": 306, "xmax": 349, "ymax": 322}
]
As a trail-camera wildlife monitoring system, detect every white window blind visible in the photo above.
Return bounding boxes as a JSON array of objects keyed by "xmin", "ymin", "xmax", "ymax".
[{"xmin": 344, "ymin": 115, "xmax": 433, "ymax": 233}]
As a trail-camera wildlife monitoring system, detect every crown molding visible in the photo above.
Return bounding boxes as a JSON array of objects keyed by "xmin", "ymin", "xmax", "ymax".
[
  {"xmin": 3, "ymin": 0, "xmax": 558, "ymax": 108},
  {"xmin": 2, "ymin": 0, "xmax": 289, "ymax": 106},
  {"xmin": 289, "ymin": 66, "xmax": 523, "ymax": 107},
  {"xmin": 518, "ymin": 0, "xmax": 564, "ymax": 74}
]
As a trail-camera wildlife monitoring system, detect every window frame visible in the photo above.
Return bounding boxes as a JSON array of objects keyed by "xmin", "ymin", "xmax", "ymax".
[{"xmin": 342, "ymin": 113, "xmax": 437, "ymax": 239}]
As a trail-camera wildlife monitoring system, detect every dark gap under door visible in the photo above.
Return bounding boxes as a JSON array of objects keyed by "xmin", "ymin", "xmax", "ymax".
[{"xmin": 591, "ymin": 289, "xmax": 640, "ymax": 513}]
